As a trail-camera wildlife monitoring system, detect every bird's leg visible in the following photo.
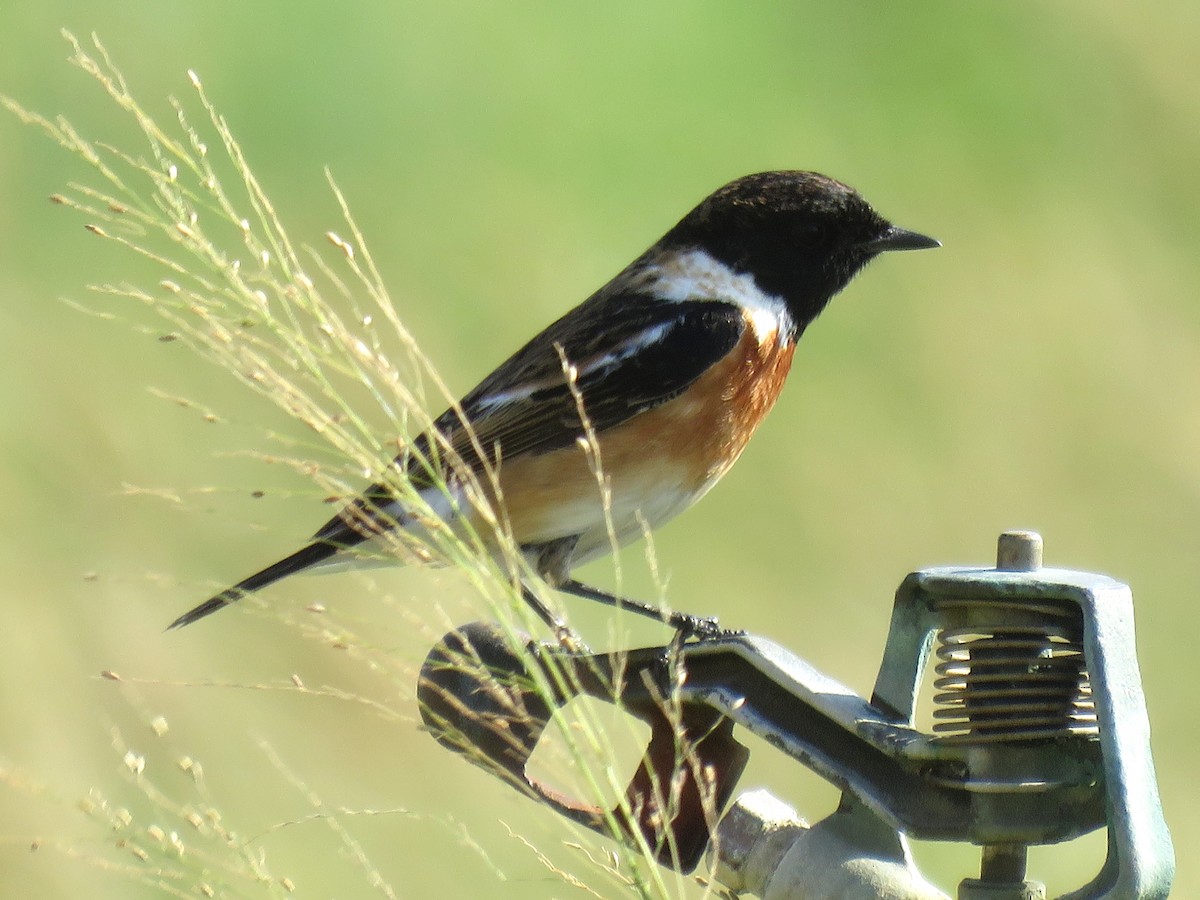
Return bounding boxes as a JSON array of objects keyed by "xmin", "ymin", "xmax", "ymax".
[
  {"xmin": 558, "ymin": 579, "xmax": 721, "ymax": 638},
  {"xmin": 528, "ymin": 537, "xmax": 720, "ymax": 639},
  {"xmin": 519, "ymin": 584, "xmax": 589, "ymax": 652}
]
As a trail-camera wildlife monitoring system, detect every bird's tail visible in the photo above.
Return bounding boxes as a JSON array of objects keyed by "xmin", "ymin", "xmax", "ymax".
[{"xmin": 167, "ymin": 541, "xmax": 339, "ymax": 630}]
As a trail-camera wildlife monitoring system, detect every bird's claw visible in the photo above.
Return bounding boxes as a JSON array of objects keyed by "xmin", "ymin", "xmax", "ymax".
[
  {"xmin": 554, "ymin": 624, "xmax": 591, "ymax": 654},
  {"xmin": 675, "ymin": 614, "xmax": 724, "ymax": 640}
]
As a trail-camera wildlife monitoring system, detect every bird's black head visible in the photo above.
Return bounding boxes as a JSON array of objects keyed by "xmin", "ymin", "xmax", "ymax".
[{"xmin": 662, "ymin": 171, "xmax": 938, "ymax": 324}]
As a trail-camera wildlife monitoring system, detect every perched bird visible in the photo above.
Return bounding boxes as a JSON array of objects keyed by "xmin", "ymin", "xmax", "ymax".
[{"xmin": 169, "ymin": 171, "xmax": 938, "ymax": 637}]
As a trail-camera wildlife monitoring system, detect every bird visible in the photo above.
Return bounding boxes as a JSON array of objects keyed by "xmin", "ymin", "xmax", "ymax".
[{"xmin": 169, "ymin": 171, "xmax": 939, "ymax": 638}]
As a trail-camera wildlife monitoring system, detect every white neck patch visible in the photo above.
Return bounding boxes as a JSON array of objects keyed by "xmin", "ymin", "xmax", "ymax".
[{"xmin": 642, "ymin": 248, "xmax": 792, "ymax": 341}]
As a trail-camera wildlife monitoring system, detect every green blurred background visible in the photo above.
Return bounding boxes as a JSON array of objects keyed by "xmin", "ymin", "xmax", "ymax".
[{"xmin": 2, "ymin": 2, "xmax": 1198, "ymax": 897}]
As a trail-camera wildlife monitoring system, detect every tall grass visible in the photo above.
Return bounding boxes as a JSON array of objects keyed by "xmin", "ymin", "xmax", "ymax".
[{"xmin": 2, "ymin": 31, "xmax": 721, "ymax": 899}]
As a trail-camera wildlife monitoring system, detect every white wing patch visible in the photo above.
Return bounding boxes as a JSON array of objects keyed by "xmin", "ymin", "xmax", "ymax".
[{"xmin": 472, "ymin": 321, "xmax": 673, "ymax": 412}]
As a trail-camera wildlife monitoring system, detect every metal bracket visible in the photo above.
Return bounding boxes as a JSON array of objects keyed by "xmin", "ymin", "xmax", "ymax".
[
  {"xmin": 416, "ymin": 533, "xmax": 1174, "ymax": 898},
  {"xmin": 417, "ymin": 623, "xmax": 749, "ymax": 873}
]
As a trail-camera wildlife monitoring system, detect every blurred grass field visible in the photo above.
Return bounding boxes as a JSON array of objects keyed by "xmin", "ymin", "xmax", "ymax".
[{"xmin": 1, "ymin": 3, "xmax": 1198, "ymax": 897}]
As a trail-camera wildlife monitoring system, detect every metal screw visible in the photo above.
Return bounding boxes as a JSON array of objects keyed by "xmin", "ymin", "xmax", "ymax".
[
  {"xmin": 958, "ymin": 533, "xmax": 1050, "ymax": 900},
  {"xmin": 996, "ymin": 531, "xmax": 1043, "ymax": 572}
]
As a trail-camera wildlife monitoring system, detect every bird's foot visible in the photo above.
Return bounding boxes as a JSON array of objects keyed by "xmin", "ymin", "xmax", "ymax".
[
  {"xmin": 553, "ymin": 624, "xmax": 591, "ymax": 654},
  {"xmin": 673, "ymin": 614, "xmax": 724, "ymax": 640}
]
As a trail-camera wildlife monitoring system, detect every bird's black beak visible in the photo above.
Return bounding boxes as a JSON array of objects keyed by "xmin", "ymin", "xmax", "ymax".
[{"xmin": 861, "ymin": 224, "xmax": 941, "ymax": 253}]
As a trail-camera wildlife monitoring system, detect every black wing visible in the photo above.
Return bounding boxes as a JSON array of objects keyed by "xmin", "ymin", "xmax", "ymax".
[{"xmin": 313, "ymin": 296, "xmax": 746, "ymax": 544}]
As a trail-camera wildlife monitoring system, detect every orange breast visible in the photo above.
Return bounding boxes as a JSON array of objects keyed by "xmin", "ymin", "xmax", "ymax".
[
  {"xmin": 655, "ymin": 322, "xmax": 797, "ymax": 487},
  {"xmin": 486, "ymin": 321, "xmax": 796, "ymax": 548}
]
